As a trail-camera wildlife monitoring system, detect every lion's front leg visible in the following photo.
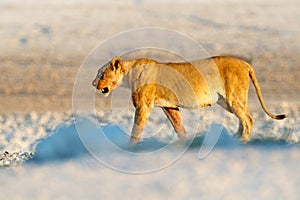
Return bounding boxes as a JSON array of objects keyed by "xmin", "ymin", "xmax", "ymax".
[{"xmin": 130, "ymin": 104, "xmax": 153, "ymax": 144}]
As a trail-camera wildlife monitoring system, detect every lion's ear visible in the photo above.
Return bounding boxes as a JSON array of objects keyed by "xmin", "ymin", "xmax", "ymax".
[{"xmin": 111, "ymin": 57, "xmax": 122, "ymax": 70}]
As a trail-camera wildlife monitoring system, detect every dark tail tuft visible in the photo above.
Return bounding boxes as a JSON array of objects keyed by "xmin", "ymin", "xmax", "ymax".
[{"xmin": 275, "ymin": 114, "xmax": 287, "ymax": 120}]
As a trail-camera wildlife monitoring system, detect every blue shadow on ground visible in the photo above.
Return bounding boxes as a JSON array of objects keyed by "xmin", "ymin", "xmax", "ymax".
[
  {"xmin": 29, "ymin": 117, "xmax": 299, "ymax": 164},
  {"xmin": 29, "ymin": 122, "xmax": 89, "ymax": 163}
]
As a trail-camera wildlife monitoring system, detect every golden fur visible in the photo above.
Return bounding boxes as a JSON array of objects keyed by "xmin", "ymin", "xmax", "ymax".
[{"xmin": 93, "ymin": 56, "xmax": 286, "ymax": 144}]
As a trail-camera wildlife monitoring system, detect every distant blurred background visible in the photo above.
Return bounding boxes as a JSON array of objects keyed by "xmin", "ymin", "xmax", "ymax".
[{"xmin": 1, "ymin": 0, "xmax": 299, "ymax": 113}]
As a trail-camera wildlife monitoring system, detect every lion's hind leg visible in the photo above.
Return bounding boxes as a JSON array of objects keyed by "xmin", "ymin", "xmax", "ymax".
[
  {"xmin": 233, "ymin": 102, "xmax": 254, "ymax": 142},
  {"xmin": 217, "ymin": 96, "xmax": 241, "ymax": 136},
  {"xmin": 217, "ymin": 94, "xmax": 254, "ymax": 142},
  {"xmin": 162, "ymin": 107, "xmax": 186, "ymax": 140},
  {"xmin": 233, "ymin": 108, "xmax": 254, "ymax": 142}
]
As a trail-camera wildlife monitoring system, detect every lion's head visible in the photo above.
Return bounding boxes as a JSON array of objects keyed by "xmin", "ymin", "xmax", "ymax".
[{"xmin": 92, "ymin": 57, "xmax": 125, "ymax": 96}]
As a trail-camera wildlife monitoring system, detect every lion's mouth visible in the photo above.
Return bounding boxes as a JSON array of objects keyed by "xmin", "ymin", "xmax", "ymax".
[{"xmin": 101, "ymin": 87, "xmax": 109, "ymax": 94}]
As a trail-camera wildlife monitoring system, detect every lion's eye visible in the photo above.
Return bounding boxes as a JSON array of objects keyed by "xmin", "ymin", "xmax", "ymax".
[{"xmin": 97, "ymin": 72, "xmax": 103, "ymax": 79}]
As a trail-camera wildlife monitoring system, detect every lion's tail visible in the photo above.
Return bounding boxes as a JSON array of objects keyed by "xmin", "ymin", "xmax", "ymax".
[{"xmin": 248, "ymin": 65, "xmax": 287, "ymax": 120}]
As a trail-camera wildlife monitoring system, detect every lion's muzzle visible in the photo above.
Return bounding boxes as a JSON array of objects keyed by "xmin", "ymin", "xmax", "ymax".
[{"xmin": 92, "ymin": 79, "xmax": 110, "ymax": 96}]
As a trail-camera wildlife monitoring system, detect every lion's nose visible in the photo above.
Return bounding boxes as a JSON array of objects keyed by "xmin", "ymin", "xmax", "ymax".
[{"xmin": 102, "ymin": 87, "xmax": 109, "ymax": 94}]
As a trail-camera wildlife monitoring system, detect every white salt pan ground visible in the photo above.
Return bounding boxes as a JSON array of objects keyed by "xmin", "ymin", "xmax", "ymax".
[{"xmin": 0, "ymin": 102, "xmax": 299, "ymax": 199}]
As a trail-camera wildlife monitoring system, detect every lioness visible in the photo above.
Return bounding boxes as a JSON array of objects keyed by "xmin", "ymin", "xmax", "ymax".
[{"xmin": 92, "ymin": 56, "xmax": 286, "ymax": 144}]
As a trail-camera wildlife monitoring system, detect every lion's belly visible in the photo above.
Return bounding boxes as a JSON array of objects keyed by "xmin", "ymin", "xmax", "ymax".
[
  {"xmin": 154, "ymin": 89, "xmax": 222, "ymax": 109},
  {"xmin": 154, "ymin": 98, "xmax": 178, "ymax": 108},
  {"xmin": 154, "ymin": 96, "xmax": 216, "ymax": 109}
]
